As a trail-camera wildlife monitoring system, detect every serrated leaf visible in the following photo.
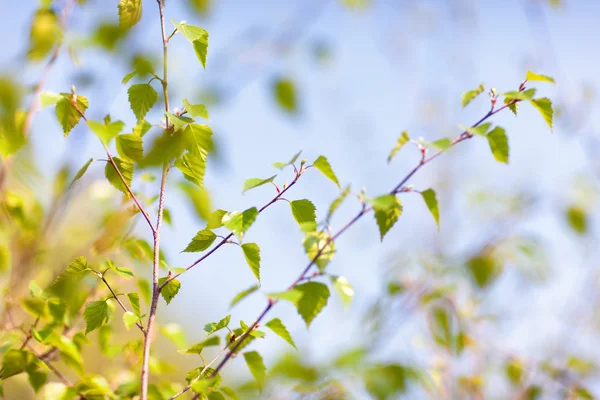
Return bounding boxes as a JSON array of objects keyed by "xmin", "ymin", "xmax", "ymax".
[
  {"xmin": 183, "ymin": 229, "xmax": 217, "ymax": 253},
  {"xmin": 525, "ymin": 70, "xmax": 556, "ymax": 84},
  {"xmin": 88, "ymin": 119, "xmax": 126, "ymax": 145},
  {"xmin": 69, "ymin": 158, "xmax": 94, "ymax": 188},
  {"xmin": 505, "ymin": 98, "xmax": 518, "ymax": 115},
  {"xmin": 461, "ymin": 83, "xmax": 485, "ymax": 107},
  {"xmin": 273, "ymin": 78, "xmax": 297, "ymax": 113},
  {"xmin": 84, "ymin": 301, "xmax": 109, "ymax": 335},
  {"xmin": 56, "ymin": 93, "xmax": 88, "ymax": 136},
  {"xmin": 180, "ymin": 336, "xmax": 221, "ymax": 355},
  {"xmin": 133, "ymin": 120, "xmax": 152, "ymax": 136},
  {"xmin": 303, "ymin": 231, "xmax": 336, "ymax": 271},
  {"xmin": 222, "ymin": 208, "xmax": 258, "ymax": 239},
  {"xmin": 204, "ymin": 315, "xmax": 231, "ymax": 336},
  {"xmin": 290, "ymin": 199, "xmax": 317, "ymax": 232},
  {"xmin": 530, "ymin": 97, "xmax": 553, "ymax": 130},
  {"xmin": 105, "ymin": 157, "xmax": 134, "ymax": 193},
  {"xmin": 330, "ymin": 276, "xmax": 354, "ymax": 309},
  {"xmin": 52, "ymin": 256, "xmax": 90, "ymax": 286},
  {"xmin": 173, "ymin": 21, "xmax": 209, "ymax": 69},
  {"xmin": 486, "ymin": 126, "xmax": 509, "ymax": 164},
  {"xmin": 243, "ymin": 175, "xmax": 276, "ymax": 193},
  {"xmin": 230, "ymin": 285, "xmax": 259, "ymax": 308},
  {"xmin": 123, "ymin": 311, "xmax": 142, "ymax": 330},
  {"xmin": 158, "ymin": 278, "xmax": 181, "ymax": 305},
  {"xmin": 243, "ymin": 351, "xmax": 266, "ymax": 390},
  {"xmin": 265, "ymin": 318, "xmax": 296, "ymax": 349},
  {"xmin": 128, "ymin": 84, "xmax": 158, "ymax": 121},
  {"xmin": 327, "ymin": 185, "xmax": 351, "ymax": 222},
  {"xmin": 272, "ymin": 150, "xmax": 302, "ymax": 169},
  {"xmin": 374, "ymin": 196, "xmax": 402, "ymax": 240},
  {"xmin": 295, "ymin": 282, "xmax": 330, "ymax": 327},
  {"xmin": 175, "ymin": 151, "xmax": 207, "ymax": 187},
  {"xmin": 313, "ymin": 155, "xmax": 340, "ymax": 188},
  {"xmin": 116, "ymin": 133, "xmax": 144, "ymax": 162},
  {"xmin": 118, "ymin": 0, "xmax": 142, "ymax": 29},
  {"xmin": 241, "ymin": 243, "xmax": 261, "ymax": 282},
  {"xmin": 127, "ymin": 292, "xmax": 141, "ymax": 316},
  {"xmin": 182, "ymin": 98, "xmax": 209, "ymax": 119},
  {"xmin": 388, "ymin": 131, "xmax": 410, "ymax": 163},
  {"xmin": 503, "ymin": 88, "xmax": 536, "ymax": 101},
  {"xmin": 420, "ymin": 189, "xmax": 440, "ymax": 229}
]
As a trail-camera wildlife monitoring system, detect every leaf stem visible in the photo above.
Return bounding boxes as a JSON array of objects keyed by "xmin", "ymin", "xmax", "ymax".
[{"xmin": 101, "ymin": 277, "xmax": 146, "ymax": 334}]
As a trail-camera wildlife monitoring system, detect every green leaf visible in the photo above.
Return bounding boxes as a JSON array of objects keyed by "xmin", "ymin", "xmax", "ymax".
[
  {"xmin": 56, "ymin": 93, "xmax": 88, "ymax": 136},
  {"xmin": 172, "ymin": 21, "xmax": 209, "ymax": 68},
  {"xmin": 118, "ymin": 0, "xmax": 142, "ymax": 29},
  {"xmin": 127, "ymin": 292, "xmax": 141, "ymax": 316},
  {"xmin": 330, "ymin": 276, "xmax": 354, "ymax": 309},
  {"xmin": 106, "ymin": 260, "xmax": 134, "ymax": 278},
  {"xmin": 313, "ymin": 155, "xmax": 340, "ymax": 188},
  {"xmin": 370, "ymin": 194, "xmax": 397, "ymax": 211},
  {"xmin": 503, "ymin": 88, "xmax": 536, "ymax": 101},
  {"xmin": 26, "ymin": 367, "xmax": 47, "ymax": 393},
  {"xmin": 461, "ymin": 122, "xmax": 492, "ymax": 137},
  {"xmin": 208, "ymin": 209, "xmax": 228, "ymax": 229},
  {"xmin": 180, "ymin": 336, "xmax": 221, "ymax": 355},
  {"xmin": 183, "ymin": 229, "xmax": 217, "ymax": 252},
  {"xmin": 530, "ymin": 97, "xmax": 553, "ymax": 130},
  {"xmin": 220, "ymin": 387, "xmax": 240, "ymax": 400},
  {"xmin": 84, "ymin": 301, "xmax": 109, "ymax": 335},
  {"xmin": 420, "ymin": 189, "xmax": 440, "ymax": 229},
  {"xmin": 133, "ymin": 119, "xmax": 152, "ymax": 136},
  {"xmin": 486, "ymin": 126, "xmax": 509, "ymax": 164},
  {"xmin": 69, "ymin": 158, "xmax": 94, "ymax": 188},
  {"xmin": 265, "ymin": 318, "xmax": 296, "ymax": 349},
  {"xmin": 123, "ymin": 311, "xmax": 142, "ymax": 330},
  {"xmin": 364, "ymin": 364, "xmax": 407, "ymax": 399},
  {"xmin": 88, "ymin": 119, "xmax": 126, "ymax": 145},
  {"xmin": 116, "ymin": 133, "xmax": 144, "ymax": 162},
  {"xmin": 121, "ymin": 71, "xmax": 137, "ymax": 85},
  {"xmin": 243, "ymin": 351, "xmax": 267, "ymax": 391},
  {"xmin": 290, "ymin": 199, "xmax": 317, "ymax": 232},
  {"xmin": 303, "ymin": 231, "xmax": 336, "ymax": 271},
  {"xmin": 105, "ymin": 157, "xmax": 134, "ymax": 193},
  {"xmin": 374, "ymin": 196, "xmax": 402, "ymax": 240},
  {"xmin": 158, "ymin": 278, "xmax": 181, "ymax": 305},
  {"xmin": 175, "ymin": 151, "xmax": 207, "ymax": 188},
  {"xmin": 40, "ymin": 91, "xmax": 61, "ymax": 108},
  {"xmin": 273, "ymin": 78, "xmax": 297, "ymax": 113},
  {"xmin": 566, "ymin": 205, "xmax": 587, "ymax": 235},
  {"xmin": 128, "ymin": 83, "xmax": 158, "ymax": 121},
  {"xmin": 525, "ymin": 70, "xmax": 556, "ymax": 84},
  {"xmin": 272, "ymin": 150, "xmax": 302, "ymax": 169},
  {"xmin": 166, "ymin": 112, "xmax": 194, "ymax": 132},
  {"xmin": 204, "ymin": 315, "xmax": 231, "ymax": 336},
  {"xmin": 327, "ymin": 185, "xmax": 351, "ymax": 222},
  {"xmin": 182, "ymin": 98, "xmax": 209, "ymax": 119},
  {"xmin": 295, "ymin": 282, "xmax": 330, "ymax": 327},
  {"xmin": 243, "ymin": 175, "xmax": 276, "ymax": 193},
  {"xmin": 461, "ymin": 83, "xmax": 485, "ymax": 108},
  {"xmin": 430, "ymin": 137, "xmax": 453, "ymax": 150},
  {"xmin": 160, "ymin": 323, "xmax": 187, "ymax": 349},
  {"xmin": 222, "ymin": 208, "xmax": 259, "ymax": 239},
  {"xmin": 52, "ymin": 256, "xmax": 90, "ymax": 286},
  {"xmin": 241, "ymin": 243, "xmax": 261, "ymax": 282},
  {"xmin": 268, "ymin": 288, "xmax": 303, "ymax": 304},
  {"xmin": 388, "ymin": 131, "xmax": 410, "ymax": 163},
  {"xmin": 1, "ymin": 349, "xmax": 34, "ymax": 379},
  {"xmin": 179, "ymin": 183, "xmax": 212, "ymax": 222},
  {"xmin": 230, "ymin": 285, "xmax": 259, "ymax": 308},
  {"xmin": 505, "ymin": 97, "xmax": 518, "ymax": 116},
  {"xmin": 467, "ymin": 255, "xmax": 501, "ymax": 288},
  {"xmin": 27, "ymin": 9, "xmax": 61, "ymax": 61}
]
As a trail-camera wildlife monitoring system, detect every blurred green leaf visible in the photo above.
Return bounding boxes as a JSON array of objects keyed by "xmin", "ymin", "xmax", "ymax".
[
  {"xmin": 364, "ymin": 364, "xmax": 407, "ymax": 400},
  {"xmin": 52, "ymin": 256, "xmax": 90, "ymax": 286},
  {"xmin": 486, "ymin": 126, "xmax": 509, "ymax": 164},
  {"xmin": 204, "ymin": 315, "xmax": 231, "ymax": 336},
  {"xmin": 327, "ymin": 185, "xmax": 351, "ymax": 222},
  {"xmin": 69, "ymin": 158, "xmax": 94, "ymax": 188},
  {"xmin": 127, "ymin": 292, "xmax": 141, "ymax": 316},
  {"xmin": 230, "ymin": 285, "xmax": 259, "ymax": 308},
  {"xmin": 243, "ymin": 175, "xmax": 276, "ymax": 193},
  {"xmin": 388, "ymin": 131, "xmax": 410, "ymax": 163},
  {"xmin": 243, "ymin": 351, "xmax": 266, "ymax": 391},
  {"xmin": 28, "ymin": 9, "xmax": 61, "ymax": 61},
  {"xmin": 160, "ymin": 323, "xmax": 187, "ymax": 349},
  {"xmin": 265, "ymin": 318, "xmax": 296, "ymax": 349},
  {"xmin": 222, "ymin": 208, "xmax": 259, "ymax": 239},
  {"xmin": 374, "ymin": 196, "xmax": 402, "ymax": 240},
  {"xmin": 273, "ymin": 78, "xmax": 297, "ymax": 113},
  {"xmin": 180, "ymin": 336, "xmax": 221, "ymax": 355},
  {"xmin": 303, "ymin": 231, "xmax": 336, "ymax": 271},
  {"xmin": 182, "ymin": 98, "xmax": 209, "ymax": 119},
  {"xmin": 467, "ymin": 254, "xmax": 501, "ymax": 288},
  {"xmin": 118, "ymin": 0, "xmax": 142, "ymax": 29},
  {"xmin": 461, "ymin": 84, "xmax": 485, "ymax": 108},
  {"xmin": 526, "ymin": 71, "xmax": 556, "ymax": 85},
  {"xmin": 530, "ymin": 97, "xmax": 553, "ymax": 130},
  {"xmin": 420, "ymin": 189, "xmax": 440, "ymax": 229},
  {"xmin": 88, "ymin": 119, "xmax": 125, "ymax": 145},
  {"xmin": 330, "ymin": 275, "xmax": 354, "ymax": 309},
  {"xmin": 116, "ymin": 134, "xmax": 144, "ymax": 162},
  {"xmin": 566, "ymin": 205, "xmax": 587, "ymax": 235},
  {"xmin": 503, "ymin": 88, "xmax": 536, "ymax": 101},
  {"xmin": 273, "ymin": 150, "xmax": 302, "ymax": 169},
  {"xmin": 104, "ymin": 157, "xmax": 134, "ymax": 193}
]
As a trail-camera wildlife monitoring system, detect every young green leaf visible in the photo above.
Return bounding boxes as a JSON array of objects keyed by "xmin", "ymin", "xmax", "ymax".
[
  {"xmin": 374, "ymin": 196, "xmax": 402, "ymax": 240},
  {"xmin": 1, "ymin": 349, "xmax": 34, "ymax": 379},
  {"xmin": 118, "ymin": 0, "xmax": 142, "ymax": 28},
  {"xmin": 230, "ymin": 285, "xmax": 259, "ymax": 308},
  {"xmin": 133, "ymin": 119, "xmax": 152, "ymax": 136},
  {"xmin": 430, "ymin": 138, "xmax": 453, "ymax": 150},
  {"xmin": 121, "ymin": 70, "xmax": 137, "ymax": 85},
  {"xmin": 327, "ymin": 185, "xmax": 351, "ymax": 222},
  {"xmin": 56, "ymin": 93, "xmax": 88, "ymax": 136},
  {"xmin": 222, "ymin": 208, "xmax": 259, "ymax": 238},
  {"xmin": 88, "ymin": 119, "xmax": 126, "ymax": 145},
  {"xmin": 26, "ymin": 367, "xmax": 47, "ymax": 393},
  {"xmin": 265, "ymin": 318, "xmax": 296, "ymax": 349},
  {"xmin": 242, "ymin": 175, "xmax": 276, "ymax": 193},
  {"xmin": 330, "ymin": 276, "xmax": 354, "ymax": 309},
  {"xmin": 122, "ymin": 311, "xmax": 142, "ymax": 331},
  {"xmin": 158, "ymin": 278, "xmax": 181, "ymax": 305},
  {"xmin": 486, "ymin": 126, "xmax": 509, "ymax": 164},
  {"xmin": 160, "ymin": 323, "xmax": 188, "ymax": 349},
  {"xmin": 313, "ymin": 156, "xmax": 340, "ymax": 188},
  {"xmin": 183, "ymin": 229, "xmax": 217, "ymax": 253},
  {"xmin": 388, "ymin": 131, "xmax": 410, "ymax": 163},
  {"xmin": 503, "ymin": 88, "xmax": 536, "ymax": 101},
  {"xmin": 420, "ymin": 189, "xmax": 440, "ymax": 229},
  {"xmin": 166, "ymin": 112, "xmax": 194, "ymax": 132},
  {"xmin": 295, "ymin": 282, "xmax": 330, "ymax": 327},
  {"xmin": 467, "ymin": 255, "xmax": 501, "ymax": 288},
  {"xmin": 172, "ymin": 21, "xmax": 209, "ymax": 68},
  {"xmin": 182, "ymin": 98, "xmax": 209, "ymax": 119},
  {"xmin": 128, "ymin": 83, "xmax": 158, "ymax": 121},
  {"xmin": 272, "ymin": 150, "xmax": 302, "ymax": 169},
  {"xmin": 243, "ymin": 351, "xmax": 267, "ymax": 391},
  {"xmin": 127, "ymin": 293, "xmax": 141, "ymax": 316},
  {"xmin": 273, "ymin": 78, "xmax": 297, "ymax": 113},
  {"xmin": 525, "ymin": 70, "xmax": 556, "ymax": 84},
  {"xmin": 530, "ymin": 97, "xmax": 553, "ymax": 130},
  {"xmin": 460, "ymin": 122, "xmax": 492, "ymax": 137},
  {"xmin": 105, "ymin": 157, "xmax": 134, "ymax": 193},
  {"xmin": 370, "ymin": 194, "xmax": 398, "ymax": 210},
  {"xmin": 303, "ymin": 231, "xmax": 336, "ymax": 271},
  {"xmin": 116, "ymin": 133, "xmax": 144, "ymax": 162},
  {"xmin": 106, "ymin": 260, "xmax": 134, "ymax": 278},
  {"xmin": 290, "ymin": 199, "xmax": 317, "ymax": 232},
  {"xmin": 241, "ymin": 243, "xmax": 261, "ymax": 282},
  {"xmin": 84, "ymin": 301, "xmax": 109, "ymax": 335},
  {"xmin": 52, "ymin": 256, "xmax": 90, "ymax": 286},
  {"xmin": 566, "ymin": 205, "xmax": 587, "ymax": 234},
  {"xmin": 175, "ymin": 151, "xmax": 207, "ymax": 187},
  {"xmin": 69, "ymin": 158, "xmax": 94, "ymax": 188},
  {"xmin": 208, "ymin": 209, "xmax": 228, "ymax": 229},
  {"xmin": 505, "ymin": 98, "xmax": 518, "ymax": 116},
  {"xmin": 180, "ymin": 336, "xmax": 221, "ymax": 355},
  {"xmin": 40, "ymin": 91, "xmax": 61, "ymax": 108},
  {"xmin": 461, "ymin": 83, "xmax": 485, "ymax": 108},
  {"xmin": 204, "ymin": 315, "xmax": 231, "ymax": 336}
]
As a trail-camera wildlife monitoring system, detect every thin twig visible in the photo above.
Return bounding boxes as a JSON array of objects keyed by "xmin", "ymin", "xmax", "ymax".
[{"xmin": 101, "ymin": 277, "xmax": 146, "ymax": 334}]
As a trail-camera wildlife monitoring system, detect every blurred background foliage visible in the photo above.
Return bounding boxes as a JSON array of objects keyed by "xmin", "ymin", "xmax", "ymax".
[{"xmin": 0, "ymin": 0, "xmax": 599, "ymax": 399}]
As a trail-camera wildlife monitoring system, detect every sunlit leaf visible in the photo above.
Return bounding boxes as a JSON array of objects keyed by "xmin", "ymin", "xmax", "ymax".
[
  {"xmin": 243, "ymin": 351, "xmax": 266, "ymax": 390},
  {"xmin": 265, "ymin": 318, "xmax": 296, "ymax": 349},
  {"xmin": 27, "ymin": 9, "xmax": 61, "ymax": 61},
  {"xmin": 272, "ymin": 150, "xmax": 302, "ymax": 169},
  {"xmin": 243, "ymin": 175, "xmax": 276, "ymax": 193},
  {"xmin": 373, "ymin": 196, "xmax": 402, "ymax": 240},
  {"xmin": 105, "ymin": 157, "xmax": 134, "ymax": 193},
  {"xmin": 503, "ymin": 88, "xmax": 536, "ymax": 101},
  {"xmin": 204, "ymin": 315, "xmax": 231, "ymax": 336},
  {"xmin": 327, "ymin": 185, "xmax": 351, "ymax": 222},
  {"xmin": 420, "ymin": 189, "xmax": 440, "ymax": 229},
  {"xmin": 294, "ymin": 282, "xmax": 330, "ymax": 327},
  {"xmin": 128, "ymin": 83, "xmax": 158, "ymax": 121},
  {"xmin": 118, "ymin": 0, "xmax": 142, "ymax": 29},
  {"xmin": 158, "ymin": 278, "xmax": 181, "ymax": 305},
  {"xmin": 230, "ymin": 285, "xmax": 259, "ymax": 308},
  {"xmin": 526, "ymin": 71, "xmax": 556, "ymax": 85},
  {"xmin": 303, "ymin": 231, "xmax": 336, "ymax": 271},
  {"xmin": 530, "ymin": 97, "xmax": 553, "ymax": 130},
  {"xmin": 388, "ymin": 131, "xmax": 410, "ymax": 163},
  {"xmin": 84, "ymin": 301, "xmax": 109, "ymax": 335},
  {"xmin": 116, "ymin": 133, "xmax": 144, "ymax": 162},
  {"xmin": 52, "ymin": 256, "xmax": 90, "ymax": 286},
  {"xmin": 182, "ymin": 98, "xmax": 209, "ymax": 119},
  {"xmin": 461, "ymin": 83, "xmax": 485, "ymax": 108},
  {"xmin": 69, "ymin": 158, "xmax": 94, "ymax": 188},
  {"xmin": 180, "ymin": 336, "xmax": 221, "ymax": 355},
  {"xmin": 222, "ymin": 208, "xmax": 258, "ymax": 239},
  {"xmin": 241, "ymin": 243, "xmax": 261, "ymax": 282},
  {"xmin": 313, "ymin": 155, "xmax": 340, "ymax": 188},
  {"xmin": 290, "ymin": 199, "xmax": 317, "ymax": 232},
  {"xmin": 56, "ymin": 93, "xmax": 88, "ymax": 136},
  {"xmin": 183, "ymin": 229, "xmax": 217, "ymax": 252},
  {"xmin": 486, "ymin": 126, "xmax": 509, "ymax": 164}
]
